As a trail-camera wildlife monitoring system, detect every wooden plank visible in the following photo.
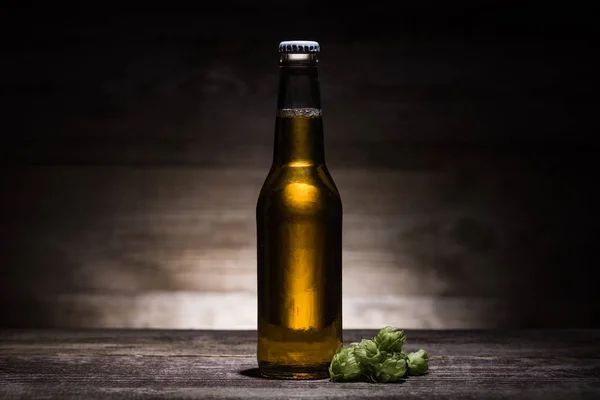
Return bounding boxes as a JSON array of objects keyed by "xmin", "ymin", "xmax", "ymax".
[
  {"xmin": 0, "ymin": 166, "xmax": 581, "ymax": 284},
  {"xmin": 1, "ymin": 329, "xmax": 599, "ymax": 358},
  {"xmin": 1, "ymin": 355, "xmax": 599, "ymax": 399},
  {"xmin": 4, "ymin": 290, "xmax": 597, "ymax": 330},
  {"xmin": 1, "ymin": 330, "xmax": 599, "ymax": 399},
  {"xmin": 0, "ymin": 293, "xmax": 511, "ymax": 330},
  {"xmin": 5, "ymin": 30, "xmax": 588, "ymax": 165},
  {"xmin": 1, "ymin": 166, "xmax": 598, "ymax": 329}
]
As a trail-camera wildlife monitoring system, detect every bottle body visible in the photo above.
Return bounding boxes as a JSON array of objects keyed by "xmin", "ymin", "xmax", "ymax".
[{"xmin": 257, "ymin": 77, "xmax": 343, "ymax": 379}]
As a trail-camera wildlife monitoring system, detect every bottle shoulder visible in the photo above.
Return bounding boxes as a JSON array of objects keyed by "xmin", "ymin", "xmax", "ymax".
[{"xmin": 257, "ymin": 164, "xmax": 342, "ymax": 215}]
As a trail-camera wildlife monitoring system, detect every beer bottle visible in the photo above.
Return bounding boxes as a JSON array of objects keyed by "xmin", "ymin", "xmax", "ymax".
[{"xmin": 256, "ymin": 40, "xmax": 343, "ymax": 379}]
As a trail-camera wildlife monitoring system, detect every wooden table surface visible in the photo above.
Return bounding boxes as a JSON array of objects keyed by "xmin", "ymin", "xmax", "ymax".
[{"xmin": 1, "ymin": 329, "xmax": 599, "ymax": 399}]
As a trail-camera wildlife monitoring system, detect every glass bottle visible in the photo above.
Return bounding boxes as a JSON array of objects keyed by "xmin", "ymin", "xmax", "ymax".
[{"xmin": 256, "ymin": 40, "xmax": 343, "ymax": 380}]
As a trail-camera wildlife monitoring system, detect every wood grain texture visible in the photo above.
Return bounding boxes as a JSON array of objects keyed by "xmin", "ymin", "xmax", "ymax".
[
  {"xmin": 1, "ymin": 164, "xmax": 598, "ymax": 329},
  {"xmin": 5, "ymin": 13, "xmax": 594, "ymax": 165},
  {"xmin": 1, "ymin": 165, "xmax": 597, "ymax": 329},
  {"xmin": 1, "ymin": 329, "xmax": 599, "ymax": 399},
  {"xmin": 1, "ymin": 8, "xmax": 598, "ymax": 330}
]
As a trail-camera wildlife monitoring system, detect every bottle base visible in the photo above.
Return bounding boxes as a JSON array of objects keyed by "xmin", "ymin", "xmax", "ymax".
[{"xmin": 258, "ymin": 361, "xmax": 330, "ymax": 380}]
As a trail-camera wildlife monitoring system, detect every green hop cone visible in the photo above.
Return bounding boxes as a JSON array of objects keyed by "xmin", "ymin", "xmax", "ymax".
[
  {"xmin": 374, "ymin": 352, "xmax": 408, "ymax": 383},
  {"xmin": 353, "ymin": 339, "xmax": 384, "ymax": 382},
  {"xmin": 354, "ymin": 339, "xmax": 384, "ymax": 366},
  {"xmin": 374, "ymin": 326, "xmax": 406, "ymax": 353},
  {"xmin": 329, "ymin": 346, "xmax": 362, "ymax": 382},
  {"xmin": 407, "ymin": 349, "xmax": 429, "ymax": 375}
]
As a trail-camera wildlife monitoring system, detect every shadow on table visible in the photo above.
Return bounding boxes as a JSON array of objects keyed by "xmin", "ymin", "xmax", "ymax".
[
  {"xmin": 237, "ymin": 368, "xmax": 333, "ymax": 381},
  {"xmin": 238, "ymin": 368, "xmax": 263, "ymax": 379}
]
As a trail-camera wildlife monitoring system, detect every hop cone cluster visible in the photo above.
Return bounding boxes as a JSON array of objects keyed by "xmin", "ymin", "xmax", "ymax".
[{"xmin": 329, "ymin": 326, "xmax": 429, "ymax": 383}]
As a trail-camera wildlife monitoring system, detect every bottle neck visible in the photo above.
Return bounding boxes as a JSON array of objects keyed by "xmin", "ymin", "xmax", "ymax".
[
  {"xmin": 274, "ymin": 53, "xmax": 325, "ymax": 166},
  {"xmin": 277, "ymin": 53, "xmax": 321, "ymax": 110}
]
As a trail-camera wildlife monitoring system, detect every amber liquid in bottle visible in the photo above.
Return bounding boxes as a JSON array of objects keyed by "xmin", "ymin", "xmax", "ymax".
[{"xmin": 256, "ymin": 44, "xmax": 343, "ymax": 380}]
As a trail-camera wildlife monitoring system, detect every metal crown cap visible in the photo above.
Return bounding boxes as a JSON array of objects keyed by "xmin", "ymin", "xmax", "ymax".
[{"xmin": 279, "ymin": 40, "xmax": 320, "ymax": 53}]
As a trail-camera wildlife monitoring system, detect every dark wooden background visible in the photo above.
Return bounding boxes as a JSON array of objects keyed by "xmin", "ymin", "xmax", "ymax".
[{"xmin": 1, "ymin": 2, "xmax": 598, "ymax": 329}]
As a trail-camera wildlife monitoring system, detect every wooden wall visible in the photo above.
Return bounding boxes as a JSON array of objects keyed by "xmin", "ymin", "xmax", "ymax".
[{"xmin": 1, "ymin": 4, "xmax": 597, "ymax": 329}]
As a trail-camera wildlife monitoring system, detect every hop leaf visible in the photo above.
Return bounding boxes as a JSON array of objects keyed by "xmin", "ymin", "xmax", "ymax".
[
  {"xmin": 329, "ymin": 346, "xmax": 362, "ymax": 382},
  {"xmin": 407, "ymin": 349, "xmax": 429, "ymax": 375},
  {"xmin": 374, "ymin": 326, "xmax": 406, "ymax": 353},
  {"xmin": 374, "ymin": 353, "xmax": 408, "ymax": 383}
]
